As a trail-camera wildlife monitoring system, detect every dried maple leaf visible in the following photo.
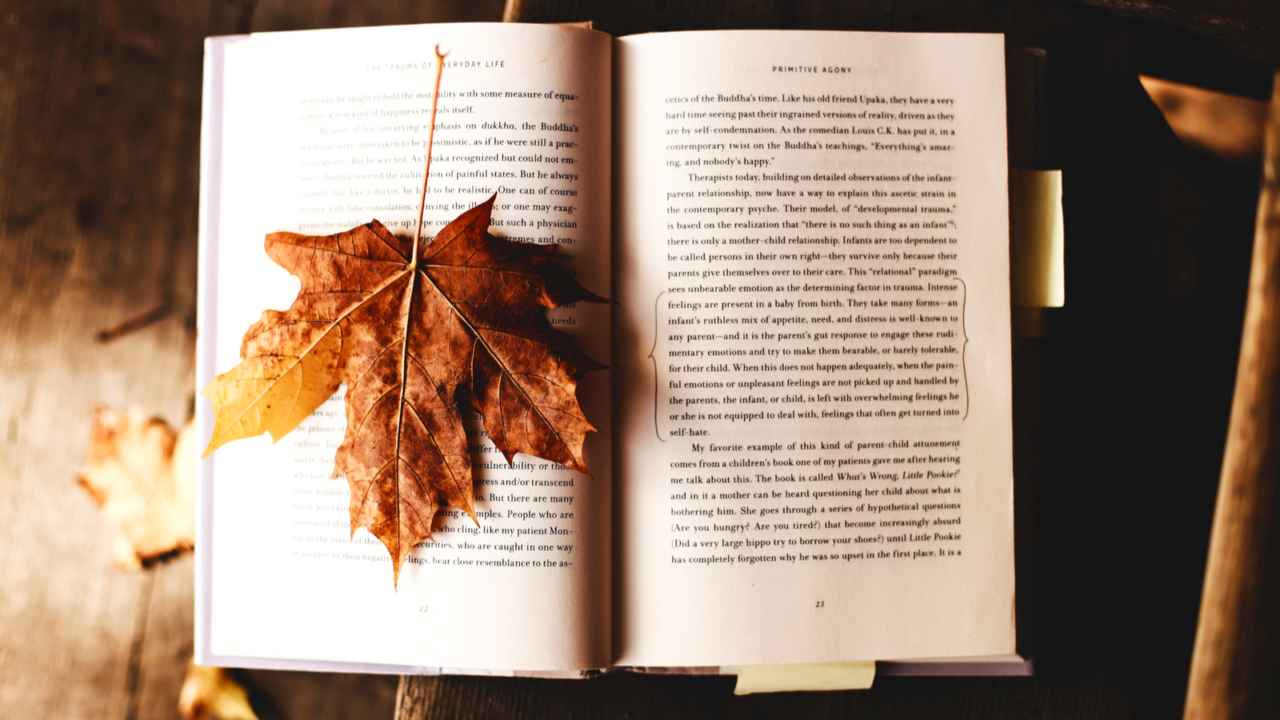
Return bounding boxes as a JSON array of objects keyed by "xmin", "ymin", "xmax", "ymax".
[
  {"xmin": 78, "ymin": 408, "xmax": 196, "ymax": 569},
  {"xmin": 201, "ymin": 196, "xmax": 608, "ymax": 582},
  {"xmin": 178, "ymin": 664, "xmax": 260, "ymax": 720}
]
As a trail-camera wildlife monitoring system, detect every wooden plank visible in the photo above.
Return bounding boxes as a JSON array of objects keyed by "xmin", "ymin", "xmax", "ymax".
[{"xmin": 1184, "ymin": 72, "xmax": 1280, "ymax": 720}]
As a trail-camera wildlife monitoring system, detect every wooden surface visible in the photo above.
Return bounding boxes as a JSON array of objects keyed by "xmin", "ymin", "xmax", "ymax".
[
  {"xmin": 1184, "ymin": 73, "xmax": 1280, "ymax": 720},
  {"xmin": 0, "ymin": 0, "xmax": 1271, "ymax": 719},
  {"xmin": 0, "ymin": 3, "xmax": 498, "ymax": 719}
]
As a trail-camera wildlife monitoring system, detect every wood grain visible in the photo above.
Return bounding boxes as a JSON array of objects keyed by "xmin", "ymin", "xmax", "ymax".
[{"xmin": 1184, "ymin": 72, "xmax": 1280, "ymax": 720}]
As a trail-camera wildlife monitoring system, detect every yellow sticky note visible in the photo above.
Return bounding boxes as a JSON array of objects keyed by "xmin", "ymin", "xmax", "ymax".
[
  {"xmin": 1010, "ymin": 169, "xmax": 1065, "ymax": 307},
  {"xmin": 734, "ymin": 661, "xmax": 876, "ymax": 694}
]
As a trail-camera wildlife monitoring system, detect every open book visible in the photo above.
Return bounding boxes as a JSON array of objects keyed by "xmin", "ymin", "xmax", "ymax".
[{"xmin": 196, "ymin": 23, "xmax": 1019, "ymax": 676}]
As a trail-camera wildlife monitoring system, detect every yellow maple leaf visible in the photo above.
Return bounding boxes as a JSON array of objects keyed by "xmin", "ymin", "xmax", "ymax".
[{"xmin": 77, "ymin": 408, "xmax": 195, "ymax": 569}]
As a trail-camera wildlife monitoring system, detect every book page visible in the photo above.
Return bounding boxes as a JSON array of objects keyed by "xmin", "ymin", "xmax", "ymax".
[
  {"xmin": 197, "ymin": 23, "xmax": 612, "ymax": 672},
  {"xmin": 613, "ymin": 31, "xmax": 1013, "ymax": 666}
]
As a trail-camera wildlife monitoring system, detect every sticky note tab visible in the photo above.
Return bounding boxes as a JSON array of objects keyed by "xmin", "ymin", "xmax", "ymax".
[
  {"xmin": 1010, "ymin": 169, "xmax": 1065, "ymax": 307},
  {"xmin": 733, "ymin": 661, "xmax": 876, "ymax": 694}
]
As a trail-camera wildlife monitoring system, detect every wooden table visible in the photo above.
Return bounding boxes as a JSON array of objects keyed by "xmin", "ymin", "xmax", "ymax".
[{"xmin": 1, "ymin": 1, "xmax": 1273, "ymax": 718}]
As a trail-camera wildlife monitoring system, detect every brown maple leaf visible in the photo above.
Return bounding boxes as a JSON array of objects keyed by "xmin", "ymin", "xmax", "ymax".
[
  {"xmin": 78, "ymin": 408, "xmax": 196, "ymax": 569},
  {"xmin": 201, "ymin": 196, "xmax": 608, "ymax": 582}
]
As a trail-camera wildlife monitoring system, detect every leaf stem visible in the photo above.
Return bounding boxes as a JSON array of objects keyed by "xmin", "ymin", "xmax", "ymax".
[{"xmin": 410, "ymin": 45, "xmax": 448, "ymax": 270}]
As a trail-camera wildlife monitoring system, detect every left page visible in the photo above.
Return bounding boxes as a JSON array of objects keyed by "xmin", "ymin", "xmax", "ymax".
[{"xmin": 196, "ymin": 23, "xmax": 613, "ymax": 673}]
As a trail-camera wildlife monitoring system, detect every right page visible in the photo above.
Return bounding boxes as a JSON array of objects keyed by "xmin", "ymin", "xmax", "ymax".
[{"xmin": 613, "ymin": 31, "xmax": 1013, "ymax": 667}]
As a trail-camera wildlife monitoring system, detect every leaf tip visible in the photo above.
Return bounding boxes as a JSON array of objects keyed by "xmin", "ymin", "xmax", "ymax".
[
  {"xmin": 199, "ymin": 430, "xmax": 228, "ymax": 460},
  {"xmin": 475, "ymin": 194, "xmax": 498, "ymax": 225}
]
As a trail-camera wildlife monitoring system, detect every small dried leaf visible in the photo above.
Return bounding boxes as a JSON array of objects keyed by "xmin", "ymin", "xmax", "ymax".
[
  {"xmin": 178, "ymin": 664, "xmax": 259, "ymax": 720},
  {"xmin": 77, "ymin": 408, "xmax": 195, "ymax": 569},
  {"xmin": 202, "ymin": 196, "xmax": 608, "ymax": 583}
]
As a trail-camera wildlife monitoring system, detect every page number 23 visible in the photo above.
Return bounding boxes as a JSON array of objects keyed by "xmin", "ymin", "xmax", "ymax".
[{"xmin": 815, "ymin": 600, "xmax": 825, "ymax": 608}]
